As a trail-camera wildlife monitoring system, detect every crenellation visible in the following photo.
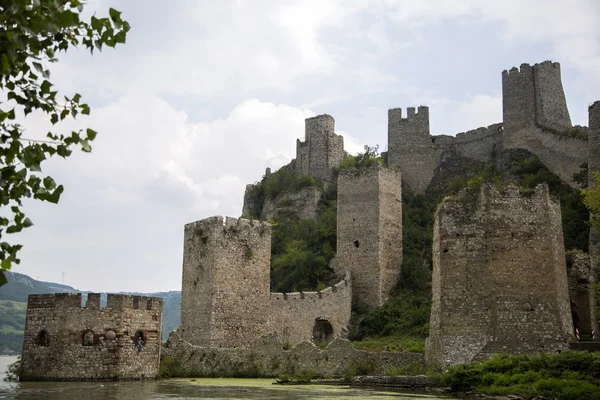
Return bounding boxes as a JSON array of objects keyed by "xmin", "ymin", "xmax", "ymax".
[{"xmin": 86, "ymin": 293, "xmax": 101, "ymax": 309}]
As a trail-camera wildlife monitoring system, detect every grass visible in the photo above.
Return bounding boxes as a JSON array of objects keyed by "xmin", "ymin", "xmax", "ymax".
[{"xmin": 351, "ymin": 334, "xmax": 424, "ymax": 353}]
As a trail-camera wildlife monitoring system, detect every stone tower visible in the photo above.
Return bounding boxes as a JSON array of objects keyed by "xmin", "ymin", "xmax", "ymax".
[
  {"xmin": 387, "ymin": 106, "xmax": 434, "ymax": 194},
  {"xmin": 426, "ymin": 184, "xmax": 573, "ymax": 369},
  {"xmin": 502, "ymin": 61, "xmax": 572, "ymax": 135},
  {"xmin": 335, "ymin": 164, "xmax": 402, "ymax": 309},
  {"xmin": 589, "ymin": 101, "xmax": 600, "ymax": 293},
  {"xmin": 295, "ymin": 114, "xmax": 345, "ymax": 182},
  {"xmin": 180, "ymin": 216, "xmax": 272, "ymax": 349}
]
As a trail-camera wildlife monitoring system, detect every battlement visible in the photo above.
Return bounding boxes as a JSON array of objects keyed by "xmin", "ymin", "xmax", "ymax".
[
  {"xmin": 27, "ymin": 292, "xmax": 163, "ymax": 311},
  {"xmin": 303, "ymin": 114, "xmax": 335, "ymax": 141},
  {"xmin": 184, "ymin": 215, "xmax": 272, "ymax": 241},
  {"xmin": 454, "ymin": 123, "xmax": 503, "ymax": 143},
  {"xmin": 590, "ymin": 101, "xmax": 600, "ymax": 129},
  {"xmin": 295, "ymin": 114, "xmax": 344, "ymax": 181},
  {"xmin": 270, "ymin": 273, "xmax": 351, "ymax": 302},
  {"xmin": 388, "ymin": 106, "xmax": 429, "ymax": 125}
]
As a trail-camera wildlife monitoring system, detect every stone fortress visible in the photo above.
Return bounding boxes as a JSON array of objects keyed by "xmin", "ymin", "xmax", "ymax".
[
  {"xmin": 20, "ymin": 60, "xmax": 600, "ymax": 379},
  {"xmin": 20, "ymin": 293, "xmax": 163, "ymax": 381},
  {"xmin": 164, "ymin": 60, "xmax": 600, "ymax": 374}
]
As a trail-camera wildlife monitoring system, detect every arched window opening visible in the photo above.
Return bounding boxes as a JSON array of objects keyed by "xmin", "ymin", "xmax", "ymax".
[
  {"xmin": 36, "ymin": 330, "xmax": 49, "ymax": 347},
  {"xmin": 312, "ymin": 319, "xmax": 334, "ymax": 345},
  {"xmin": 82, "ymin": 330, "xmax": 94, "ymax": 346},
  {"xmin": 134, "ymin": 330, "xmax": 146, "ymax": 351}
]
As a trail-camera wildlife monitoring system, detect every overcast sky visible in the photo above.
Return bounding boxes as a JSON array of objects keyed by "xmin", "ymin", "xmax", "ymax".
[{"xmin": 8, "ymin": 0, "xmax": 600, "ymax": 293}]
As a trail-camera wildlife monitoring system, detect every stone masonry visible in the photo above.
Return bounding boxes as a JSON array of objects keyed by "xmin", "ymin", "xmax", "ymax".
[
  {"xmin": 589, "ymin": 102, "xmax": 600, "ymax": 282},
  {"xmin": 335, "ymin": 164, "xmax": 402, "ymax": 309},
  {"xmin": 179, "ymin": 216, "xmax": 352, "ymax": 349},
  {"xmin": 20, "ymin": 293, "xmax": 163, "ymax": 381},
  {"xmin": 566, "ymin": 253, "xmax": 598, "ymax": 341},
  {"xmin": 386, "ymin": 61, "xmax": 589, "ymax": 194},
  {"xmin": 426, "ymin": 184, "xmax": 573, "ymax": 369},
  {"xmin": 295, "ymin": 114, "xmax": 344, "ymax": 182}
]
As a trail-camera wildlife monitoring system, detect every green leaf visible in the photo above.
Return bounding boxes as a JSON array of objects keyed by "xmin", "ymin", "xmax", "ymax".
[
  {"xmin": 22, "ymin": 218, "xmax": 33, "ymax": 228},
  {"xmin": 57, "ymin": 11, "xmax": 75, "ymax": 28},
  {"xmin": 43, "ymin": 176, "xmax": 56, "ymax": 190},
  {"xmin": 86, "ymin": 128, "xmax": 97, "ymax": 140},
  {"xmin": 0, "ymin": 259, "xmax": 10, "ymax": 272},
  {"xmin": 81, "ymin": 140, "xmax": 91, "ymax": 152},
  {"xmin": 41, "ymin": 80, "xmax": 51, "ymax": 94},
  {"xmin": 0, "ymin": 271, "xmax": 7, "ymax": 286},
  {"xmin": 81, "ymin": 104, "xmax": 90, "ymax": 115},
  {"xmin": 72, "ymin": 93, "xmax": 81, "ymax": 103},
  {"xmin": 109, "ymin": 8, "xmax": 122, "ymax": 23}
]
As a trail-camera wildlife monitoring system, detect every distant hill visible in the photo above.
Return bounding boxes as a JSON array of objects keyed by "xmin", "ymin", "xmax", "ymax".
[{"xmin": 0, "ymin": 272, "xmax": 181, "ymax": 354}]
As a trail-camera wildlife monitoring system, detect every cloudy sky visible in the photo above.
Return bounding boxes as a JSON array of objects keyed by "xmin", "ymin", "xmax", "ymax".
[{"xmin": 8, "ymin": 0, "xmax": 600, "ymax": 293}]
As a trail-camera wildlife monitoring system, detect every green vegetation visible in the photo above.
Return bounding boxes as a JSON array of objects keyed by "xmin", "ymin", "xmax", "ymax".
[
  {"xmin": 270, "ymin": 183, "xmax": 338, "ymax": 292},
  {"xmin": 337, "ymin": 145, "xmax": 383, "ymax": 173},
  {"xmin": 158, "ymin": 354, "xmax": 183, "ymax": 379},
  {"xmin": 351, "ymin": 334, "xmax": 425, "ymax": 353},
  {"xmin": 583, "ymin": 171, "xmax": 600, "ymax": 234},
  {"xmin": 441, "ymin": 351, "xmax": 600, "ymax": 400},
  {"xmin": 0, "ymin": 1, "xmax": 129, "ymax": 283}
]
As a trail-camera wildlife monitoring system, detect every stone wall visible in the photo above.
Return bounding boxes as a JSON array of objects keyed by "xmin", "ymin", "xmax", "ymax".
[
  {"xmin": 335, "ymin": 165, "xmax": 402, "ymax": 309},
  {"xmin": 295, "ymin": 115, "xmax": 344, "ymax": 182},
  {"xmin": 164, "ymin": 334, "xmax": 423, "ymax": 378},
  {"xmin": 20, "ymin": 293, "xmax": 163, "ymax": 381},
  {"xmin": 180, "ymin": 216, "xmax": 272, "ymax": 349},
  {"xmin": 566, "ymin": 253, "xmax": 598, "ymax": 340},
  {"xmin": 589, "ymin": 101, "xmax": 600, "ymax": 291},
  {"xmin": 450, "ymin": 123, "xmax": 504, "ymax": 162},
  {"xmin": 269, "ymin": 273, "xmax": 352, "ymax": 346},
  {"xmin": 387, "ymin": 106, "xmax": 434, "ymax": 194},
  {"xmin": 426, "ymin": 184, "xmax": 573, "ymax": 369}
]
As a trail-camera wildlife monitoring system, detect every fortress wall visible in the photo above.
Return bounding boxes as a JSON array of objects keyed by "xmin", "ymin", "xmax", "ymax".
[
  {"xmin": 450, "ymin": 123, "xmax": 504, "ymax": 162},
  {"xmin": 336, "ymin": 165, "xmax": 402, "ymax": 309},
  {"xmin": 566, "ymin": 253, "xmax": 598, "ymax": 340},
  {"xmin": 180, "ymin": 216, "xmax": 272, "ymax": 349},
  {"xmin": 589, "ymin": 102, "xmax": 600, "ymax": 289},
  {"xmin": 21, "ymin": 293, "xmax": 162, "ymax": 381},
  {"xmin": 387, "ymin": 106, "xmax": 435, "ymax": 193},
  {"xmin": 165, "ymin": 335, "xmax": 424, "ymax": 378},
  {"xmin": 426, "ymin": 184, "xmax": 573, "ymax": 369},
  {"xmin": 268, "ymin": 274, "xmax": 352, "ymax": 346}
]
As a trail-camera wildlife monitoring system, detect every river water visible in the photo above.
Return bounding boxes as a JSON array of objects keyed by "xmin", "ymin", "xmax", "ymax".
[{"xmin": 0, "ymin": 356, "xmax": 456, "ymax": 399}]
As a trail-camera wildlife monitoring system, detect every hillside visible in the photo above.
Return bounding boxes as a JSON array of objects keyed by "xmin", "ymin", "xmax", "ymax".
[{"xmin": 0, "ymin": 272, "xmax": 181, "ymax": 354}]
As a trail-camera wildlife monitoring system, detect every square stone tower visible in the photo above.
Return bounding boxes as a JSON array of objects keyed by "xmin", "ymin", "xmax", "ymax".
[
  {"xmin": 426, "ymin": 184, "xmax": 573, "ymax": 369},
  {"xmin": 180, "ymin": 216, "xmax": 272, "ymax": 349},
  {"xmin": 387, "ymin": 106, "xmax": 435, "ymax": 194},
  {"xmin": 335, "ymin": 164, "xmax": 402, "ymax": 309}
]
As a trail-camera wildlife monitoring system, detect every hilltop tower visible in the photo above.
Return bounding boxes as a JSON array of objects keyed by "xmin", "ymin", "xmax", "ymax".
[
  {"xmin": 335, "ymin": 164, "xmax": 402, "ymax": 309},
  {"xmin": 502, "ymin": 61, "xmax": 572, "ymax": 135},
  {"xmin": 426, "ymin": 184, "xmax": 573, "ymax": 369},
  {"xmin": 20, "ymin": 293, "xmax": 163, "ymax": 381},
  {"xmin": 387, "ymin": 106, "xmax": 434, "ymax": 194},
  {"xmin": 295, "ymin": 114, "xmax": 344, "ymax": 182},
  {"xmin": 180, "ymin": 216, "xmax": 272, "ymax": 349}
]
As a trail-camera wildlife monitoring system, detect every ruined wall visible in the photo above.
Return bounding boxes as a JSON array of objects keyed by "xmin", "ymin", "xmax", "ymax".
[
  {"xmin": 180, "ymin": 216, "xmax": 272, "ymax": 349},
  {"xmin": 589, "ymin": 102, "xmax": 600, "ymax": 288},
  {"xmin": 336, "ymin": 165, "xmax": 402, "ymax": 309},
  {"xmin": 426, "ymin": 184, "xmax": 573, "ymax": 369},
  {"xmin": 450, "ymin": 123, "xmax": 504, "ymax": 162},
  {"xmin": 21, "ymin": 293, "xmax": 163, "ymax": 381},
  {"xmin": 387, "ymin": 106, "xmax": 434, "ymax": 194},
  {"xmin": 566, "ymin": 253, "xmax": 598, "ymax": 340},
  {"xmin": 165, "ymin": 334, "xmax": 423, "ymax": 378},
  {"xmin": 269, "ymin": 273, "xmax": 351, "ymax": 346},
  {"xmin": 295, "ymin": 115, "xmax": 344, "ymax": 182},
  {"xmin": 502, "ymin": 62, "xmax": 586, "ymax": 186}
]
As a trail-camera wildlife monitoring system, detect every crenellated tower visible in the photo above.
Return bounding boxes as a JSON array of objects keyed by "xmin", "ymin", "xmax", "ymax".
[
  {"xmin": 387, "ymin": 106, "xmax": 435, "ymax": 194},
  {"xmin": 295, "ymin": 114, "xmax": 344, "ymax": 182},
  {"xmin": 335, "ymin": 164, "xmax": 402, "ymax": 309}
]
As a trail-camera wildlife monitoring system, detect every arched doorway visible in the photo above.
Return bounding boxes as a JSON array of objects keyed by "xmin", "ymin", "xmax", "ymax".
[{"xmin": 312, "ymin": 319, "xmax": 334, "ymax": 344}]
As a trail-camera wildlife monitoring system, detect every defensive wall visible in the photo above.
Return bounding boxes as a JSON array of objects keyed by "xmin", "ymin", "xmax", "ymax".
[
  {"xmin": 335, "ymin": 164, "xmax": 403, "ymax": 309},
  {"xmin": 426, "ymin": 184, "xmax": 573, "ymax": 369},
  {"xmin": 164, "ymin": 335, "xmax": 423, "ymax": 378},
  {"xmin": 179, "ymin": 216, "xmax": 352, "ymax": 349},
  {"xmin": 20, "ymin": 292, "xmax": 163, "ymax": 381},
  {"xmin": 269, "ymin": 273, "xmax": 351, "ymax": 346},
  {"xmin": 387, "ymin": 61, "xmax": 590, "ymax": 194},
  {"xmin": 589, "ymin": 102, "xmax": 600, "ymax": 280},
  {"xmin": 295, "ymin": 114, "xmax": 344, "ymax": 182},
  {"xmin": 566, "ymin": 253, "xmax": 598, "ymax": 341}
]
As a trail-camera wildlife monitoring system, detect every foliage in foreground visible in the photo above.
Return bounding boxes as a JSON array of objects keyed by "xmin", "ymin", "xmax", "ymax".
[
  {"xmin": 441, "ymin": 351, "xmax": 600, "ymax": 400},
  {"xmin": 0, "ymin": 0, "xmax": 129, "ymax": 283}
]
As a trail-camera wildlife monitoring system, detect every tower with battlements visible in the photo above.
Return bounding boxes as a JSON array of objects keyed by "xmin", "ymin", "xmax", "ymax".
[
  {"xmin": 335, "ymin": 164, "xmax": 403, "ymax": 309},
  {"xmin": 387, "ymin": 106, "xmax": 435, "ymax": 194},
  {"xmin": 20, "ymin": 293, "xmax": 163, "ymax": 381},
  {"xmin": 295, "ymin": 114, "xmax": 345, "ymax": 182}
]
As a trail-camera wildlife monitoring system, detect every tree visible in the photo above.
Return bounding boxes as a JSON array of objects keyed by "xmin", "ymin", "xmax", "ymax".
[
  {"xmin": 0, "ymin": 0, "xmax": 130, "ymax": 284},
  {"xmin": 583, "ymin": 171, "xmax": 600, "ymax": 234}
]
